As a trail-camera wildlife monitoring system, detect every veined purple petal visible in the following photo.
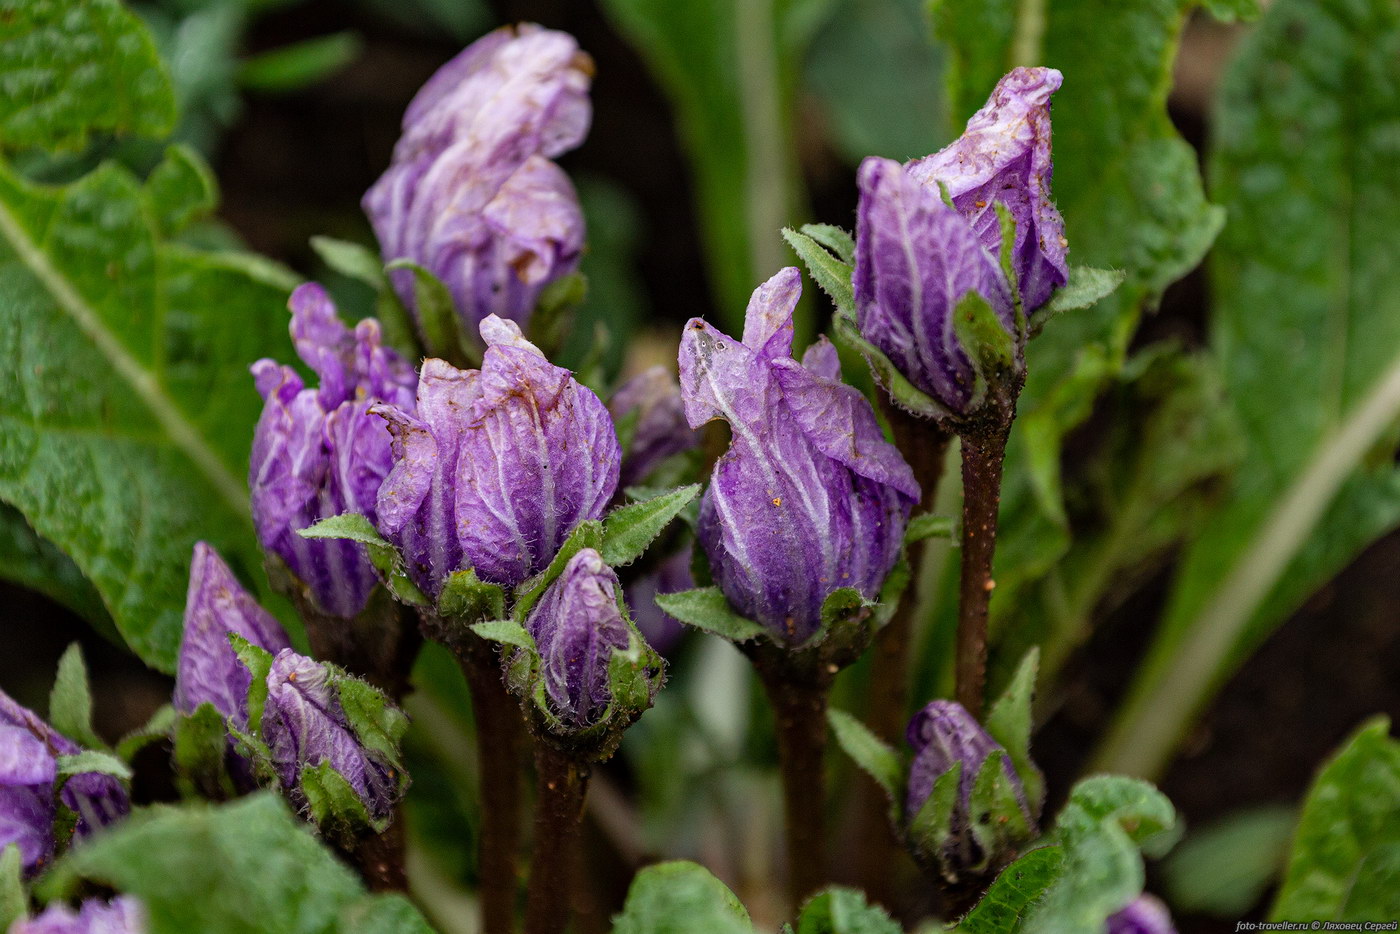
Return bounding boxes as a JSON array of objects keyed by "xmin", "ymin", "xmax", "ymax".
[
  {"xmin": 906, "ymin": 67, "xmax": 1067, "ymax": 313},
  {"xmin": 173, "ymin": 543, "xmax": 291, "ymax": 723}
]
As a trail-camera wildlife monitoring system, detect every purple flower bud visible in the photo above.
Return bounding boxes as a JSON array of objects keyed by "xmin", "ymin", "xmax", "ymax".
[
  {"xmin": 174, "ymin": 543, "xmax": 291, "ymax": 724},
  {"xmin": 679, "ymin": 269, "xmax": 919, "ymax": 644},
  {"xmin": 9, "ymin": 896, "xmax": 146, "ymax": 934},
  {"xmin": 261, "ymin": 649, "xmax": 401, "ymax": 821},
  {"xmin": 854, "ymin": 156, "xmax": 1017, "ymax": 415},
  {"xmin": 1107, "ymin": 895, "xmax": 1177, "ymax": 934},
  {"xmin": 249, "ymin": 283, "xmax": 416, "ymax": 618},
  {"xmin": 624, "ymin": 545, "xmax": 693, "ymax": 655},
  {"xmin": 905, "ymin": 700, "xmax": 1028, "ymax": 872},
  {"xmin": 608, "ymin": 366, "xmax": 699, "ymax": 489},
  {"xmin": 906, "ymin": 67, "xmax": 1067, "ymax": 313},
  {"xmin": 525, "ymin": 549, "xmax": 632, "ymax": 727},
  {"xmin": 365, "ymin": 24, "xmax": 592, "ymax": 332},
  {"xmin": 374, "ymin": 316, "xmax": 620, "ymax": 594},
  {"xmin": 0, "ymin": 692, "xmax": 128, "ymax": 874}
]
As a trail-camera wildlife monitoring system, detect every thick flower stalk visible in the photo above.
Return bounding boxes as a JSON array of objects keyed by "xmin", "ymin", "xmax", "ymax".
[
  {"xmin": 678, "ymin": 267, "xmax": 918, "ymax": 903},
  {"xmin": 374, "ymin": 316, "xmax": 620, "ymax": 595},
  {"xmin": 853, "ymin": 67, "xmax": 1066, "ymax": 714},
  {"xmin": 8, "ymin": 896, "xmax": 146, "ymax": 934},
  {"xmin": 903, "ymin": 700, "xmax": 1034, "ymax": 881},
  {"xmin": 250, "ymin": 284, "xmax": 418, "ymax": 693},
  {"xmin": 0, "ymin": 693, "xmax": 128, "ymax": 875},
  {"xmin": 364, "ymin": 24, "xmax": 592, "ymax": 335}
]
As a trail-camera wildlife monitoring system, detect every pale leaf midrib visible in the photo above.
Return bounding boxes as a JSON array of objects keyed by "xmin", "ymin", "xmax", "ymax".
[{"xmin": 0, "ymin": 195, "xmax": 251, "ymax": 520}]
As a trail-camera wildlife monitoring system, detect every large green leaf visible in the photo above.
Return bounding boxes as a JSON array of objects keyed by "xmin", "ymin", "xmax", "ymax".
[
  {"xmin": 597, "ymin": 0, "xmax": 834, "ymax": 324},
  {"xmin": 612, "ymin": 860, "xmax": 753, "ymax": 934},
  {"xmin": 0, "ymin": 501, "xmax": 109, "ymax": 627},
  {"xmin": 928, "ymin": 0, "xmax": 1232, "ymax": 657},
  {"xmin": 0, "ymin": 150, "xmax": 295, "ymax": 672},
  {"xmin": 1272, "ymin": 719, "xmax": 1400, "ymax": 921},
  {"xmin": 38, "ymin": 793, "xmax": 433, "ymax": 934},
  {"xmin": 0, "ymin": 0, "xmax": 176, "ymax": 151},
  {"xmin": 1096, "ymin": 0, "xmax": 1400, "ymax": 779}
]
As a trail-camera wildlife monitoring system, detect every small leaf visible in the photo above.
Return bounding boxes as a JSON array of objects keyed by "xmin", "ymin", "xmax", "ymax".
[
  {"xmin": 228, "ymin": 634, "xmax": 274, "ymax": 731},
  {"xmin": 994, "ymin": 203, "xmax": 1025, "ymax": 336},
  {"xmin": 385, "ymin": 259, "xmax": 475, "ymax": 365},
  {"xmin": 55, "ymin": 750, "xmax": 132, "ymax": 782},
  {"xmin": 238, "ymin": 32, "xmax": 363, "ymax": 93},
  {"xmin": 827, "ymin": 708, "xmax": 902, "ymax": 800},
  {"xmin": 796, "ymin": 887, "xmax": 901, "ymax": 934},
  {"xmin": 601, "ymin": 484, "xmax": 700, "ymax": 567},
  {"xmin": 909, "ymin": 761, "xmax": 962, "ymax": 857},
  {"xmin": 469, "ymin": 619, "xmax": 537, "ymax": 652},
  {"xmin": 798, "ymin": 224, "xmax": 855, "ymax": 266},
  {"xmin": 905, "ymin": 513, "xmax": 955, "ymax": 544},
  {"xmin": 606, "ymin": 633, "xmax": 657, "ymax": 712},
  {"xmin": 955, "ymin": 846, "xmax": 1065, "ymax": 934},
  {"xmin": 967, "ymin": 751, "xmax": 1032, "ymax": 867},
  {"xmin": 335, "ymin": 677, "xmax": 408, "ymax": 768},
  {"xmin": 654, "ymin": 587, "xmax": 766, "ymax": 644},
  {"xmin": 0, "ymin": 844, "xmax": 22, "ymax": 932},
  {"xmin": 782, "ymin": 227, "xmax": 855, "ymax": 317},
  {"xmin": 984, "ymin": 648, "xmax": 1043, "ymax": 815},
  {"xmin": 172, "ymin": 703, "xmax": 235, "ymax": 801},
  {"xmin": 298, "ymin": 512, "xmax": 390, "ymax": 548},
  {"xmin": 831, "ymin": 313, "xmax": 949, "ymax": 421},
  {"xmin": 302, "ymin": 760, "xmax": 376, "ymax": 842},
  {"xmin": 1036, "ymin": 267, "xmax": 1126, "ymax": 324},
  {"xmin": 513, "ymin": 520, "xmax": 605, "ymax": 621},
  {"xmin": 49, "ymin": 643, "xmax": 102, "ymax": 750},
  {"xmin": 952, "ymin": 290, "xmax": 1017, "ymax": 400},
  {"xmin": 613, "ymin": 860, "xmax": 753, "ymax": 934},
  {"xmin": 310, "ymin": 236, "xmax": 388, "ymax": 289},
  {"xmin": 438, "ymin": 569, "xmax": 506, "ymax": 623}
]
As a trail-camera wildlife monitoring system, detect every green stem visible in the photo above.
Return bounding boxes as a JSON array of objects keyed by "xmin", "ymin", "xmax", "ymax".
[{"xmin": 1093, "ymin": 347, "xmax": 1400, "ymax": 780}]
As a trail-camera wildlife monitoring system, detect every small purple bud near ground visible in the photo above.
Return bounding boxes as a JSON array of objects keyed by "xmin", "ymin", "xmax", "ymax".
[
  {"xmin": 249, "ymin": 284, "xmax": 417, "ymax": 619},
  {"xmin": 8, "ymin": 896, "xmax": 146, "ymax": 934},
  {"xmin": 1107, "ymin": 895, "xmax": 1178, "ymax": 934},
  {"xmin": 374, "ymin": 316, "xmax": 619, "ymax": 595},
  {"xmin": 364, "ymin": 24, "xmax": 592, "ymax": 333},
  {"xmin": 679, "ymin": 267, "xmax": 919, "ymax": 645}
]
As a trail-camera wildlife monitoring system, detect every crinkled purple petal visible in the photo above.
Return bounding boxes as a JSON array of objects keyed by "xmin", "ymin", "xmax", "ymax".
[
  {"xmin": 0, "ymin": 726, "xmax": 55, "ymax": 786},
  {"xmin": 0, "ymin": 783, "xmax": 53, "ymax": 873},
  {"xmin": 173, "ymin": 543, "xmax": 291, "ymax": 723},
  {"xmin": 608, "ymin": 366, "xmax": 698, "ymax": 489},
  {"xmin": 906, "ymin": 67, "xmax": 1067, "ymax": 313},
  {"xmin": 854, "ymin": 156, "xmax": 1016, "ymax": 413},
  {"xmin": 740, "ymin": 266, "xmax": 801, "ymax": 360},
  {"xmin": 261, "ymin": 649, "xmax": 399, "ymax": 820},
  {"xmin": 525, "ymin": 549, "xmax": 631, "ymax": 726},
  {"xmin": 680, "ymin": 273, "xmax": 916, "ymax": 644},
  {"xmin": 10, "ymin": 896, "xmax": 147, "ymax": 934}
]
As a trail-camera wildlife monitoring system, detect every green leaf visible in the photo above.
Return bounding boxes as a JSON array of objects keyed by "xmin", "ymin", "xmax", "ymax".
[
  {"xmin": 601, "ymin": 484, "xmax": 700, "ymax": 567},
  {"xmin": 228, "ymin": 634, "xmax": 274, "ymax": 731},
  {"xmin": 301, "ymin": 760, "xmax": 376, "ymax": 842},
  {"xmin": 956, "ymin": 846, "xmax": 1065, "ymax": 934},
  {"xmin": 0, "ymin": 0, "xmax": 176, "ymax": 151},
  {"xmin": 983, "ymin": 648, "xmax": 1042, "ymax": 814},
  {"xmin": 0, "ymin": 151, "xmax": 296, "ymax": 672},
  {"xmin": 385, "ymin": 259, "xmax": 474, "ymax": 366},
  {"xmin": 55, "ymin": 750, "xmax": 131, "ymax": 781},
  {"xmin": 909, "ymin": 761, "xmax": 962, "ymax": 858},
  {"xmin": 597, "ymin": 0, "xmax": 833, "ymax": 328},
  {"xmin": 782, "ymin": 226, "xmax": 855, "ymax": 317},
  {"xmin": 797, "ymin": 224, "xmax": 855, "ymax": 265},
  {"xmin": 827, "ymin": 708, "xmax": 902, "ymax": 799},
  {"xmin": 795, "ymin": 887, "xmax": 901, "ymax": 934},
  {"xmin": 968, "ymin": 751, "xmax": 1033, "ymax": 864},
  {"xmin": 335, "ymin": 677, "xmax": 408, "ymax": 768},
  {"xmin": 172, "ymin": 702, "xmax": 235, "ymax": 800},
  {"xmin": 38, "ymin": 794, "xmax": 434, "ymax": 934},
  {"xmin": 437, "ymin": 568, "xmax": 506, "ymax": 623},
  {"xmin": 310, "ymin": 236, "xmax": 387, "ymax": 289},
  {"xmin": 1163, "ymin": 805, "xmax": 1295, "ymax": 918},
  {"xmin": 0, "ymin": 502, "xmax": 111, "ymax": 629},
  {"xmin": 144, "ymin": 144, "xmax": 217, "ymax": 238},
  {"xmin": 951, "ymin": 290, "xmax": 1017, "ymax": 399},
  {"xmin": 0, "ymin": 844, "xmax": 20, "ymax": 932},
  {"xmin": 613, "ymin": 860, "xmax": 753, "ymax": 934},
  {"xmin": 469, "ymin": 619, "xmax": 537, "ymax": 652},
  {"xmin": 238, "ymin": 32, "xmax": 362, "ymax": 93},
  {"xmin": 49, "ymin": 642, "xmax": 101, "ymax": 750},
  {"xmin": 1032, "ymin": 266, "xmax": 1126, "ymax": 336},
  {"xmin": 1096, "ymin": 0, "xmax": 1400, "ymax": 780},
  {"xmin": 300, "ymin": 513, "xmax": 428, "ymax": 608},
  {"xmin": 116, "ymin": 703, "xmax": 177, "ymax": 761},
  {"xmin": 654, "ymin": 587, "xmax": 767, "ymax": 644},
  {"xmin": 1271, "ymin": 718, "xmax": 1400, "ymax": 921},
  {"xmin": 905, "ymin": 513, "xmax": 955, "ymax": 544}
]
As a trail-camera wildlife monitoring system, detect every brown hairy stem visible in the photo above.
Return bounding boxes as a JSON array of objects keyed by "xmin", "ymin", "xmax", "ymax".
[
  {"xmin": 523, "ymin": 742, "xmax": 591, "ymax": 934},
  {"xmin": 955, "ymin": 425, "xmax": 1010, "ymax": 716}
]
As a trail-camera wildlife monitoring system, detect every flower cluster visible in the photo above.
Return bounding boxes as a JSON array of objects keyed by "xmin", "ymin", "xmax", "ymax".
[{"xmin": 364, "ymin": 24, "xmax": 592, "ymax": 333}]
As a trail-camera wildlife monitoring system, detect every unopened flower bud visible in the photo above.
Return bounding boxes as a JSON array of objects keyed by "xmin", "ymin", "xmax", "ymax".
[
  {"xmin": 679, "ymin": 268, "xmax": 919, "ymax": 644},
  {"xmin": 261, "ymin": 649, "xmax": 403, "ymax": 822},
  {"xmin": 364, "ymin": 24, "xmax": 592, "ymax": 332},
  {"xmin": 525, "ymin": 549, "xmax": 633, "ymax": 727},
  {"xmin": 173, "ymin": 543, "xmax": 291, "ymax": 725},
  {"xmin": 1107, "ymin": 895, "xmax": 1177, "ymax": 934},
  {"xmin": 374, "ymin": 316, "xmax": 619, "ymax": 595},
  {"xmin": 249, "ymin": 284, "xmax": 416, "ymax": 618}
]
